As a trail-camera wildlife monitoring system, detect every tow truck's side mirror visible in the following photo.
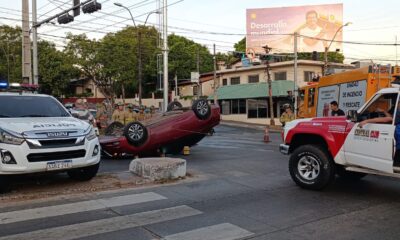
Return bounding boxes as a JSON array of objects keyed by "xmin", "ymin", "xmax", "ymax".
[{"xmin": 347, "ymin": 110, "xmax": 358, "ymax": 122}]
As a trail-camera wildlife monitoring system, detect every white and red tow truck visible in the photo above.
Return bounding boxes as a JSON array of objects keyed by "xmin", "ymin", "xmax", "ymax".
[{"xmin": 280, "ymin": 86, "xmax": 400, "ymax": 190}]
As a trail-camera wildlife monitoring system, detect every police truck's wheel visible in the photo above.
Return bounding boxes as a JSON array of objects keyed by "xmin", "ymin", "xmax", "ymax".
[
  {"xmin": 0, "ymin": 176, "xmax": 11, "ymax": 193},
  {"xmin": 192, "ymin": 99, "xmax": 211, "ymax": 120},
  {"xmin": 289, "ymin": 145, "xmax": 335, "ymax": 190},
  {"xmin": 167, "ymin": 101, "xmax": 183, "ymax": 111},
  {"xmin": 124, "ymin": 121, "xmax": 148, "ymax": 146},
  {"xmin": 67, "ymin": 162, "xmax": 99, "ymax": 181},
  {"xmin": 336, "ymin": 165, "xmax": 367, "ymax": 181}
]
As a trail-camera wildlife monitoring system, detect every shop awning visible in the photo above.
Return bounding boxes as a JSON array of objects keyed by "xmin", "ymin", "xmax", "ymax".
[{"xmin": 209, "ymin": 80, "xmax": 296, "ymax": 100}]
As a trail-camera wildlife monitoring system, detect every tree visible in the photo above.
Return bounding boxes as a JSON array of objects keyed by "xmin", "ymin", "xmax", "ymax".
[
  {"xmin": 234, "ymin": 37, "xmax": 246, "ymax": 52},
  {"xmin": 64, "ymin": 33, "xmax": 115, "ymax": 103},
  {"xmin": 168, "ymin": 34, "xmax": 213, "ymax": 79},
  {"xmin": 38, "ymin": 41, "xmax": 79, "ymax": 97},
  {"xmin": 0, "ymin": 25, "xmax": 22, "ymax": 83},
  {"xmin": 297, "ymin": 51, "xmax": 344, "ymax": 63}
]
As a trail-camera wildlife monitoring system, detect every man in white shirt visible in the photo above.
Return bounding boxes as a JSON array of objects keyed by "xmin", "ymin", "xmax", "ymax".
[{"xmin": 298, "ymin": 10, "xmax": 326, "ymax": 52}]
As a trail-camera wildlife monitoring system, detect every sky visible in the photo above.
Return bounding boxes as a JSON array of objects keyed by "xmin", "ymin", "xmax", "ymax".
[{"xmin": 1, "ymin": 0, "xmax": 400, "ymax": 64}]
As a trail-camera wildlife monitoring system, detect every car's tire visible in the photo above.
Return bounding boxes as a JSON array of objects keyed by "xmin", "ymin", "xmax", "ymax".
[
  {"xmin": 124, "ymin": 121, "xmax": 148, "ymax": 146},
  {"xmin": 0, "ymin": 176, "xmax": 11, "ymax": 193},
  {"xmin": 67, "ymin": 162, "xmax": 99, "ymax": 181},
  {"xmin": 167, "ymin": 101, "xmax": 183, "ymax": 111},
  {"xmin": 289, "ymin": 145, "xmax": 336, "ymax": 190},
  {"xmin": 105, "ymin": 121, "xmax": 124, "ymax": 136},
  {"xmin": 192, "ymin": 99, "xmax": 211, "ymax": 120},
  {"xmin": 336, "ymin": 165, "xmax": 367, "ymax": 180}
]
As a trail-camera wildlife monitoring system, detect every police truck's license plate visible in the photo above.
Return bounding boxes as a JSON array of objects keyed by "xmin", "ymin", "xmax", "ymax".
[{"xmin": 46, "ymin": 160, "xmax": 72, "ymax": 171}]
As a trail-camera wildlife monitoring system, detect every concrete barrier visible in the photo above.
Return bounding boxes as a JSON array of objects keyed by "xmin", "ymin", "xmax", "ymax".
[{"xmin": 129, "ymin": 158, "xmax": 186, "ymax": 181}]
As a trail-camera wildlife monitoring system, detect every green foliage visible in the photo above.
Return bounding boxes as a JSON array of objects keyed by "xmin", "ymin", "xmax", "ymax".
[
  {"xmin": 168, "ymin": 34, "xmax": 213, "ymax": 78},
  {"xmin": 234, "ymin": 37, "xmax": 246, "ymax": 52},
  {"xmin": 297, "ymin": 51, "xmax": 344, "ymax": 63},
  {"xmin": 0, "ymin": 25, "xmax": 22, "ymax": 83},
  {"xmin": 38, "ymin": 41, "xmax": 79, "ymax": 97}
]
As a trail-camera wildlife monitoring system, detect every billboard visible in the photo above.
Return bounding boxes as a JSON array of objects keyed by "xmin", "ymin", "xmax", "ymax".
[{"xmin": 246, "ymin": 4, "xmax": 343, "ymax": 55}]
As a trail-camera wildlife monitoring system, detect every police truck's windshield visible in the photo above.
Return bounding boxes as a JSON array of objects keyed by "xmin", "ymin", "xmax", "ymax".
[{"xmin": 0, "ymin": 95, "xmax": 70, "ymax": 118}]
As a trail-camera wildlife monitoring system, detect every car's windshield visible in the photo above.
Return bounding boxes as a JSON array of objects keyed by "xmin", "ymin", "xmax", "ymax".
[{"xmin": 0, "ymin": 95, "xmax": 70, "ymax": 118}]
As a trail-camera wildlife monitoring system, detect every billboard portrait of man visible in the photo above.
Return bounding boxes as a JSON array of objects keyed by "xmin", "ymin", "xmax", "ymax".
[{"xmin": 246, "ymin": 4, "xmax": 343, "ymax": 54}]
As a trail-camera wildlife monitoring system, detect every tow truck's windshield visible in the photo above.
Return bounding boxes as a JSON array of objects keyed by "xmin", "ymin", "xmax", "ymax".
[{"xmin": 0, "ymin": 95, "xmax": 70, "ymax": 118}]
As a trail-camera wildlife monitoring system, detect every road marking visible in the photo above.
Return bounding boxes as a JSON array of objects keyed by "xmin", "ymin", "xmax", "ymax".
[
  {"xmin": 163, "ymin": 223, "xmax": 253, "ymax": 240},
  {"xmin": 0, "ymin": 192, "xmax": 166, "ymax": 224},
  {"xmin": 0, "ymin": 205, "xmax": 202, "ymax": 240}
]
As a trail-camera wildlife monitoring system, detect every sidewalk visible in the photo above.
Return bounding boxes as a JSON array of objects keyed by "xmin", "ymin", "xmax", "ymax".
[{"xmin": 220, "ymin": 120, "xmax": 282, "ymax": 132}]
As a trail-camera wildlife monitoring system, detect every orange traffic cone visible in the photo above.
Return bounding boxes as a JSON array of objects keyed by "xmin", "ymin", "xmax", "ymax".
[{"xmin": 264, "ymin": 127, "xmax": 271, "ymax": 143}]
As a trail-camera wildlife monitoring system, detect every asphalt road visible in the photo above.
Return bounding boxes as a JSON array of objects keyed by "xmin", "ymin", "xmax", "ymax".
[{"xmin": 2, "ymin": 124, "xmax": 400, "ymax": 239}]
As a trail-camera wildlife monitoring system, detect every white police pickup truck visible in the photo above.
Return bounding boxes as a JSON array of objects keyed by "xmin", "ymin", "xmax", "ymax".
[{"xmin": 0, "ymin": 92, "xmax": 101, "ymax": 192}]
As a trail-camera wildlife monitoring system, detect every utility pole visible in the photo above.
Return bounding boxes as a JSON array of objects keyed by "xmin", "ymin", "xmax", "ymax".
[
  {"xmin": 293, "ymin": 32, "xmax": 298, "ymax": 117},
  {"xmin": 263, "ymin": 45, "xmax": 275, "ymax": 126},
  {"xmin": 32, "ymin": 0, "xmax": 39, "ymax": 85},
  {"xmin": 197, "ymin": 47, "xmax": 202, "ymax": 96},
  {"xmin": 162, "ymin": 0, "xmax": 169, "ymax": 111},
  {"xmin": 213, "ymin": 43, "xmax": 218, "ymax": 105},
  {"xmin": 138, "ymin": 30, "xmax": 143, "ymax": 105},
  {"xmin": 21, "ymin": 0, "xmax": 31, "ymax": 84},
  {"xmin": 174, "ymin": 74, "xmax": 178, "ymax": 97}
]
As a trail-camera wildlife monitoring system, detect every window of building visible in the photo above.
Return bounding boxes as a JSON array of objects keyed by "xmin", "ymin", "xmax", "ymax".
[
  {"xmin": 221, "ymin": 100, "xmax": 230, "ymax": 115},
  {"xmin": 230, "ymin": 77, "xmax": 240, "ymax": 85},
  {"xmin": 248, "ymin": 99, "xmax": 268, "ymax": 118},
  {"xmin": 308, "ymin": 88, "xmax": 316, "ymax": 107},
  {"xmin": 248, "ymin": 75, "xmax": 259, "ymax": 83},
  {"xmin": 193, "ymin": 85, "xmax": 198, "ymax": 96},
  {"xmin": 304, "ymin": 71, "xmax": 315, "ymax": 82},
  {"xmin": 222, "ymin": 78, "xmax": 228, "ymax": 86},
  {"xmin": 231, "ymin": 99, "xmax": 239, "ymax": 114},
  {"xmin": 239, "ymin": 99, "xmax": 246, "ymax": 114},
  {"xmin": 274, "ymin": 72, "xmax": 287, "ymax": 81}
]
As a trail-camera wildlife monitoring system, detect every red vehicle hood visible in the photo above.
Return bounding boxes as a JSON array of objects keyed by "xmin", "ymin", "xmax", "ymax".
[{"xmin": 284, "ymin": 116, "xmax": 354, "ymax": 158}]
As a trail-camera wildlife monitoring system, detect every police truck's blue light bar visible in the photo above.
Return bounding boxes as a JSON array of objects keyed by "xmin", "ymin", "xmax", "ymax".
[{"xmin": 0, "ymin": 81, "xmax": 8, "ymax": 89}]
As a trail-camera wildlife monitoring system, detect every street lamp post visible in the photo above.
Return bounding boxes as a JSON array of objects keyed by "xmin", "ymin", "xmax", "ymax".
[
  {"xmin": 324, "ymin": 22, "xmax": 352, "ymax": 75},
  {"xmin": 114, "ymin": 3, "xmax": 159, "ymax": 106}
]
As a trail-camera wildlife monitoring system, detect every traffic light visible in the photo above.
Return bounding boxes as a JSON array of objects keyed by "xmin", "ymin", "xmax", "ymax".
[
  {"xmin": 73, "ymin": 0, "xmax": 80, "ymax": 16},
  {"xmin": 312, "ymin": 51, "xmax": 318, "ymax": 61},
  {"xmin": 82, "ymin": 1, "xmax": 102, "ymax": 14},
  {"xmin": 57, "ymin": 13, "xmax": 74, "ymax": 24}
]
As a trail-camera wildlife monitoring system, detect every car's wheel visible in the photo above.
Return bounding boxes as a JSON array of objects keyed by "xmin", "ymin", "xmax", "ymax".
[
  {"xmin": 124, "ymin": 121, "xmax": 148, "ymax": 146},
  {"xmin": 167, "ymin": 101, "xmax": 183, "ymax": 111},
  {"xmin": 192, "ymin": 99, "xmax": 211, "ymax": 120},
  {"xmin": 0, "ymin": 176, "xmax": 11, "ymax": 193},
  {"xmin": 289, "ymin": 145, "xmax": 335, "ymax": 190},
  {"xmin": 67, "ymin": 162, "xmax": 99, "ymax": 181},
  {"xmin": 105, "ymin": 121, "xmax": 124, "ymax": 136},
  {"xmin": 336, "ymin": 165, "xmax": 367, "ymax": 180}
]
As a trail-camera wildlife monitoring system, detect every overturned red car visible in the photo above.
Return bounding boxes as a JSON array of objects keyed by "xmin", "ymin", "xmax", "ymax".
[{"xmin": 100, "ymin": 99, "xmax": 220, "ymax": 157}]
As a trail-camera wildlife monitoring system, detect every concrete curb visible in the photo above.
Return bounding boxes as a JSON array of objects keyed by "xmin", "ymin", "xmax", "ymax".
[
  {"xmin": 129, "ymin": 158, "xmax": 186, "ymax": 181},
  {"xmin": 220, "ymin": 121, "xmax": 282, "ymax": 132}
]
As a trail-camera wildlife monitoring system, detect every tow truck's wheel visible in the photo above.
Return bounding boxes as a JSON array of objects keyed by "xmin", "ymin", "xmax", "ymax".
[
  {"xmin": 67, "ymin": 162, "xmax": 99, "ymax": 181},
  {"xmin": 124, "ymin": 121, "xmax": 148, "ymax": 146},
  {"xmin": 336, "ymin": 165, "xmax": 367, "ymax": 180},
  {"xmin": 289, "ymin": 145, "xmax": 335, "ymax": 190},
  {"xmin": 0, "ymin": 176, "xmax": 11, "ymax": 193},
  {"xmin": 167, "ymin": 101, "xmax": 183, "ymax": 111},
  {"xmin": 192, "ymin": 99, "xmax": 211, "ymax": 120}
]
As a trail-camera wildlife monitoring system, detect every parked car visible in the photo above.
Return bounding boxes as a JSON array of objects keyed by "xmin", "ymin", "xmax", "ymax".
[
  {"xmin": 0, "ymin": 92, "xmax": 101, "ymax": 192},
  {"xmin": 70, "ymin": 108, "xmax": 99, "ymax": 135},
  {"xmin": 100, "ymin": 99, "xmax": 220, "ymax": 158}
]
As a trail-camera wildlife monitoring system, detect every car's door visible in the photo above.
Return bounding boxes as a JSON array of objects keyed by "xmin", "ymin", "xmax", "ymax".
[{"xmin": 343, "ymin": 93, "xmax": 398, "ymax": 173}]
